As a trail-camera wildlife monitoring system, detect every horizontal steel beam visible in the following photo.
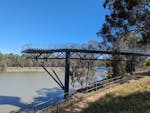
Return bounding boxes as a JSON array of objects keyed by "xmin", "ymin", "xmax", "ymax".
[
  {"xmin": 22, "ymin": 48, "xmax": 150, "ymax": 56},
  {"xmin": 33, "ymin": 57, "xmax": 130, "ymax": 61}
]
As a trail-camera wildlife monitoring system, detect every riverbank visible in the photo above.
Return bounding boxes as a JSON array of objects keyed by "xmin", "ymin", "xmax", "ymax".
[
  {"xmin": 2, "ymin": 67, "xmax": 64, "ymax": 73},
  {"xmin": 69, "ymin": 73, "xmax": 150, "ymax": 113},
  {"xmin": 43, "ymin": 71, "xmax": 150, "ymax": 113}
]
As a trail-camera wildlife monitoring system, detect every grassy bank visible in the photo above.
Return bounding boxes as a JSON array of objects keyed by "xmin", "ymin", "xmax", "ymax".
[
  {"xmin": 1, "ymin": 67, "xmax": 64, "ymax": 73},
  {"xmin": 42, "ymin": 72, "xmax": 150, "ymax": 113},
  {"xmin": 79, "ymin": 76, "xmax": 150, "ymax": 113}
]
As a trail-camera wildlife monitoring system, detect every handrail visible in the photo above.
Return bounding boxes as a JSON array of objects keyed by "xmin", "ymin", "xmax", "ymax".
[
  {"xmin": 84, "ymin": 76, "xmax": 123, "ymax": 93},
  {"xmin": 33, "ymin": 90, "xmax": 75, "ymax": 112},
  {"xmin": 86, "ymin": 78, "xmax": 122, "ymax": 92},
  {"xmin": 33, "ymin": 76, "xmax": 123, "ymax": 112},
  {"xmin": 22, "ymin": 44, "xmax": 150, "ymax": 56},
  {"xmin": 91, "ymin": 76, "xmax": 121, "ymax": 86}
]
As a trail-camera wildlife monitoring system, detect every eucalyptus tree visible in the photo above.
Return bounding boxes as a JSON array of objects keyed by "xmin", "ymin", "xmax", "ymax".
[
  {"xmin": 97, "ymin": 0, "xmax": 150, "ymax": 76},
  {"xmin": 97, "ymin": 0, "xmax": 150, "ymax": 47}
]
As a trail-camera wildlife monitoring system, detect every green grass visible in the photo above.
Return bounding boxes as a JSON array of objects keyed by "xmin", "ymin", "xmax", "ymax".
[{"xmin": 79, "ymin": 76, "xmax": 150, "ymax": 113}]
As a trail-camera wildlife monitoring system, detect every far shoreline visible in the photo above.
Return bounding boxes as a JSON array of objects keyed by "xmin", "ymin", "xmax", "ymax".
[{"xmin": 0, "ymin": 67, "xmax": 64, "ymax": 73}]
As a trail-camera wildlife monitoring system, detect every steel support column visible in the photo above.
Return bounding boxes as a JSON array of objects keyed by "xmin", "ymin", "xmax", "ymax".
[
  {"xmin": 64, "ymin": 51, "xmax": 70, "ymax": 98},
  {"xmin": 130, "ymin": 60, "xmax": 133, "ymax": 75}
]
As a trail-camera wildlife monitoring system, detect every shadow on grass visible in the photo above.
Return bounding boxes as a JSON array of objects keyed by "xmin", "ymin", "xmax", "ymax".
[
  {"xmin": 134, "ymin": 71, "xmax": 150, "ymax": 77},
  {"xmin": 80, "ymin": 91, "xmax": 150, "ymax": 113}
]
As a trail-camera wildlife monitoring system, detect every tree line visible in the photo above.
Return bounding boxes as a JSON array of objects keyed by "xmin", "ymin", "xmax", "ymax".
[
  {"xmin": 0, "ymin": 53, "xmax": 69, "ymax": 70},
  {"xmin": 0, "ymin": 53, "xmax": 37, "ymax": 70}
]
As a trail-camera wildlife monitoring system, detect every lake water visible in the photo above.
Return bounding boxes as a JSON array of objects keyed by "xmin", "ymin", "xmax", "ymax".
[{"xmin": 0, "ymin": 70, "xmax": 106, "ymax": 112}]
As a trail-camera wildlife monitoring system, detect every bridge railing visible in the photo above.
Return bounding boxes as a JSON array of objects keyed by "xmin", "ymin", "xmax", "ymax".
[
  {"xmin": 32, "ymin": 76, "xmax": 124, "ymax": 113},
  {"xmin": 21, "ymin": 44, "xmax": 33, "ymax": 51},
  {"xmin": 22, "ymin": 44, "xmax": 150, "ymax": 55},
  {"xmin": 32, "ymin": 90, "xmax": 75, "ymax": 113},
  {"xmin": 84, "ymin": 76, "xmax": 122, "ymax": 93},
  {"xmin": 119, "ymin": 48, "xmax": 150, "ymax": 55}
]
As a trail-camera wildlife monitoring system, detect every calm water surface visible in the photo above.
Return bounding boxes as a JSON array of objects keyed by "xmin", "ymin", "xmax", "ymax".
[{"xmin": 0, "ymin": 71, "xmax": 106, "ymax": 112}]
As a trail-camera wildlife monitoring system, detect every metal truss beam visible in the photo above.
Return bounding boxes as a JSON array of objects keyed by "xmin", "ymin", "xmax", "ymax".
[
  {"xmin": 36, "ymin": 59, "xmax": 65, "ymax": 90},
  {"xmin": 22, "ymin": 48, "xmax": 150, "ymax": 99},
  {"xmin": 22, "ymin": 48, "xmax": 150, "ymax": 56},
  {"xmin": 34, "ymin": 57, "xmax": 130, "ymax": 61}
]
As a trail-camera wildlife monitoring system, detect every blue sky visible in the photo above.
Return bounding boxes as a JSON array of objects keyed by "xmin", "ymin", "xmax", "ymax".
[{"xmin": 0, "ymin": 0, "xmax": 108, "ymax": 54}]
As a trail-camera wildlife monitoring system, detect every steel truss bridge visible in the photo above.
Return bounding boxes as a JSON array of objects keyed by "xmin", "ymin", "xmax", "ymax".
[{"xmin": 22, "ymin": 47, "xmax": 150, "ymax": 98}]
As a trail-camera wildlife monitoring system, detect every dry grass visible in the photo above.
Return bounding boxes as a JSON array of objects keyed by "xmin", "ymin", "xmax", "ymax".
[{"xmin": 79, "ymin": 76, "xmax": 150, "ymax": 113}]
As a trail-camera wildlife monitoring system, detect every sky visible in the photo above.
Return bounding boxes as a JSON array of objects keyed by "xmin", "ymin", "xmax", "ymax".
[{"xmin": 0, "ymin": 0, "xmax": 108, "ymax": 54}]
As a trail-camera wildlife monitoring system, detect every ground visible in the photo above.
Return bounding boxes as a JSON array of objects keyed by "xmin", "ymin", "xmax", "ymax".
[{"xmin": 62, "ymin": 73, "xmax": 150, "ymax": 113}]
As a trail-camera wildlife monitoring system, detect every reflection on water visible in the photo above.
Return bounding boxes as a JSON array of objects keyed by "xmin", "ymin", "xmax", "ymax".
[
  {"xmin": 95, "ymin": 67, "xmax": 108, "ymax": 73},
  {"xmin": 0, "ymin": 69, "xmax": 107, "ymax": 112},
  {"xmin": 91, "ymin": 67, "xmax": 107, "ymax": 83}
]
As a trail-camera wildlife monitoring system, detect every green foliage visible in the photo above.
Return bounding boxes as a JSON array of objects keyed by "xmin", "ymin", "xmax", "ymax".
[
  {"xmin": 146, "ymin": 61, "xmax": 150, "ymax": 66},
  {"xmin": 97, "ymin": 0, "xmax": 150, "ymax": 77},
  {"xmin": 70, "ymin": 60, "xmax": 95, "ymax": 87},
  {"xmin": 98, "ymin": 0, "xmax": 150, "ymax": 47},
  {"xmin": 0, "ymin": 62, "xmax": 7, "ymax": 71},
  {"xmin": 112, "ymin": 55, "xmax": 126, "ymax": 77},
  {"xmin": 0, "ymin": 53, "xmax": 7, "ymax": 71},
  {"xmin": 0, "ymin": 53, "xmax": 39, "ymax": 69},
  {"xmin": 107, "ymin": 66, "xmax": 113, "ymax": 78},
  {"xmin": 0, "ymin": 52, "xmax": 69, "ymax": 71}
]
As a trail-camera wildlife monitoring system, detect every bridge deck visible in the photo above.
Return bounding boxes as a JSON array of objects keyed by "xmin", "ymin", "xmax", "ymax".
[{"xmin": 22, "ymin": 48, "xmax": 150, "ymax": 56}]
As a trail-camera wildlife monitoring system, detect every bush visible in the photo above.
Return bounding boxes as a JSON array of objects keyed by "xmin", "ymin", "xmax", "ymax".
[
  {"xmin": 0, "ymin": 62, "xmax": 7, "ymax": 72},
  {"xmin": 112, "ymin": 55, "xmax": 126, "ymax": 77}
]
